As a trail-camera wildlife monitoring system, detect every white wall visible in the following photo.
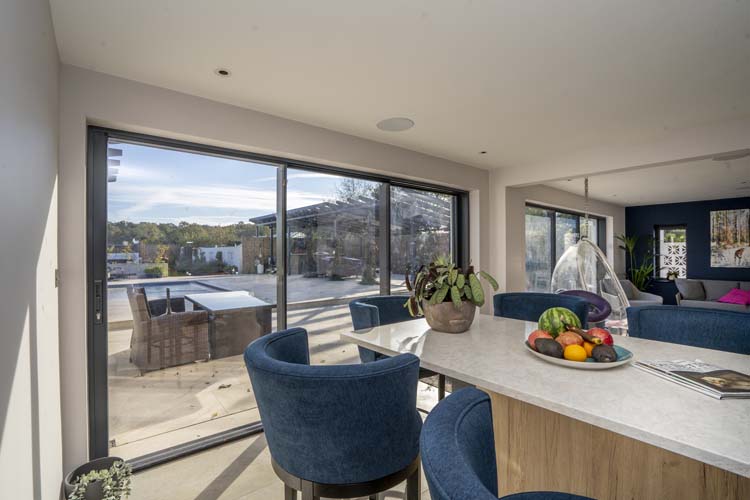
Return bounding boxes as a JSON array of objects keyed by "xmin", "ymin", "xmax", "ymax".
[
  {"xmin": 504, "ymin": 184, "xmax": 626, "ymax": 292},
  {"xmin": 58, "ymin": 65, "xmax": 491, "ymax": 470},
  {"xmin": 0, "ymin": 0, "xmax": 61, "ymax": 498}
]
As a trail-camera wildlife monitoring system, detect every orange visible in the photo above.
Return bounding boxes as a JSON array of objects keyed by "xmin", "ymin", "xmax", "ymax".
[
  {"xmin": 583, "ymin": 341, "xmax": 595, "ymax": 358},
  {"xmin": 564, "ymin": 344, "xmax": 587, "ymax": 362}
]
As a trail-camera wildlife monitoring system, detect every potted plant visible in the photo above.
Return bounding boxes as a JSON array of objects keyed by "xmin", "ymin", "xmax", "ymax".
[
  {"xmin": 616, "ymin": 234, "xmax": 655, "ymax": 291},
  {"xmin": 64, "ymin": 457, "xmax": 132, "ymax": 500},
  {"xmin": 404, "ymin": 257, "xmax": 498, "ymax": 333}
]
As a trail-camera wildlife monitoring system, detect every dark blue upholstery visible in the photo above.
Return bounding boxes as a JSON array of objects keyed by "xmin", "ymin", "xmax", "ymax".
[
  {"xmin": 244, "ymin": 328, "xmax": 422, "ymax": 484},
  {"xmin": 350, "ymin": 295, "xmax": 416, "ymax": 363},
  {"xmin": 421, "ymin": 388, "xmax": 593, "ymax": 500},
  {"xmin": 493, "ymin": 293, "xmax": 589, "ymax": 325},
  {"xmin": 627, "ymin": 305, "xmax": 750, "ymax": 354}
]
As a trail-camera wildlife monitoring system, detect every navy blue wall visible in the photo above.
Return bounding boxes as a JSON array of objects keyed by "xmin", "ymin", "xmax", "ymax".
[{"xmin": 625, "ymin": 197, "xmax": 750, "ymax": 304}]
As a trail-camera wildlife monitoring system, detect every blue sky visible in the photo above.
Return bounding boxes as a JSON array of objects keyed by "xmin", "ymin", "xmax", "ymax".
[{"xmin": 108, "ymin": 142, "xmax": 366, "ymax": 225}]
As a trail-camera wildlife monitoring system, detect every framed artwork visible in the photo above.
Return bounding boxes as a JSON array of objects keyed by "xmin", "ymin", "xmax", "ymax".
[{"xmin": 710, "ymin": 208, "xmax": 750, "ymax": 268}]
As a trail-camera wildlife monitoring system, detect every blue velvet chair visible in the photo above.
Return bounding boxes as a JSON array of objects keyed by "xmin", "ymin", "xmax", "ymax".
[
  {"xmin": 421, "ymin": 387, "xmax": 594, "ymax": 500},
  {"xmin": 350, "ymin": 295, "xmax": 446, "ymax": 399},
  {"xmin": 492, "ymin": 292, "xmax": 589, "ymax": 325},
  {"xmin": 244, "ymin": 328, "xmax": 422, "ymax": 500},
  {"xmin": 627, "ymin": 305, "xmax": 750, "ymax": 354}
]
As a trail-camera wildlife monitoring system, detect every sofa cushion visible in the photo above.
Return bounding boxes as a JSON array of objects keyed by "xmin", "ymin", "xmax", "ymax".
[
  {"xmin": 702, "ymin": 280, "xmax": 739, "ymax": 301},
  {"xmin": 675, "ymin": 279, "xmax": 705, "ymax": 301},
  {"xmin": 680, "ymin": 299, "xmax": 749, "ymax": 313},
  {"xmin": 718, "ymin": 288, "xmax": 750, "ymax": 305}
]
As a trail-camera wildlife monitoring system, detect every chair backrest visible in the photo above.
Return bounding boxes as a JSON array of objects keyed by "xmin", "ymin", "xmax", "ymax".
[
  {"xmin": 421, "ymin": 388, "xmax": 498, "ymax": 500},
  {"xmin": 493, "ymin": 292, "xmax": 589, "ymax": 325},
  {"xmin": 127, "ymin": 286, "xmax": 151, "ymax": 321},
  {"xmin": 349, "ymin": 295, "xmax": 416, "ymax": 362},
  {"xmin": 627, "ymin": 305, "xmax": 750, "ymax": 354},
  {"xmin": 244, "ymin": 328, "xmax": 422, "ymax": 484}
]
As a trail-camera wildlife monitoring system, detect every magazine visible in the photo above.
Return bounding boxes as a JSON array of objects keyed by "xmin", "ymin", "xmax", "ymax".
[{"xmin": 634, "ymin": 359, "xmax": 750, "ymax": 400}]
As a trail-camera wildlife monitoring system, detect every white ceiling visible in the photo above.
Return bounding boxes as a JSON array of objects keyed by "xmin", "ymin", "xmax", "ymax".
[
  {"xmin": 545, "ymin": 155, "xmax": 750, "ymax": 206},
  {"xmin": 49, "ymin": 1, "xmax": 750, "ymax": 169}
]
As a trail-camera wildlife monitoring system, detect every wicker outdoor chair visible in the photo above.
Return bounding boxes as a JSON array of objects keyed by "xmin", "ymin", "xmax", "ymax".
[{"xmin": 127, "ymin": 286, "xmax": 210, "ymax": 373}]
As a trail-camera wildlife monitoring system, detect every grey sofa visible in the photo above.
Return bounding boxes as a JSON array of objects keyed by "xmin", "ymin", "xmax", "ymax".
[
  {"xmin": 675, "ymin": 278, "xmax": 750, "ymax": 313},
  {"xmin": 620, "ymin": 279, "xmax": 663, "ymax": 307}
]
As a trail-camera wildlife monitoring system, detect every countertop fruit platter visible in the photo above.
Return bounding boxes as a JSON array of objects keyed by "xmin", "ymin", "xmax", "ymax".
[{"xmin": 524, "ymin": 307, "xmax": 633, "ymax": 370}]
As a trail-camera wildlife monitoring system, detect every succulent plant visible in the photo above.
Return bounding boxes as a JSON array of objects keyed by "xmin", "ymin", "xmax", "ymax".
[{"xmin": 404, "ymin": 256, "xmax": 499, "ymax": 317}]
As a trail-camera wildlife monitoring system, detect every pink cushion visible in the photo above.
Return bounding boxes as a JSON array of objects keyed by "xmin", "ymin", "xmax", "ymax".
[{"xmin": 717, "ymin": 288, "xmax": 750, "ymax": 305}]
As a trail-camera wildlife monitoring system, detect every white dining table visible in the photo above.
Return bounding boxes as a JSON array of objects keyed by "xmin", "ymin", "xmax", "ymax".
[{"xmin": 341, "ymin": 314, "xmax": 750, "ymax": 500}]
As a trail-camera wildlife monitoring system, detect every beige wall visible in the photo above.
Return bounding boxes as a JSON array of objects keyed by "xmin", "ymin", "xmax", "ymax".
[
  {"xmin": 58, "ymin": 65, "xmax": 491, "ymax": 469},
  {"xmin": 504, "ymin": 185, "xmax": 626, "ymax": 292},
  {"xmin": 0, "ymin": 0, "xmax": 61, "ymax": 497}
]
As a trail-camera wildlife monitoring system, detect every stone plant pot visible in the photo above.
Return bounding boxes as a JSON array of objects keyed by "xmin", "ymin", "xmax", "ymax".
[
  {"xmin": 422, "ymin": 300, "xmax": 476, "ymax": 333},
  {"xmin": 64, "ymin": 457, "xmax": 123, "ymax": 500}
]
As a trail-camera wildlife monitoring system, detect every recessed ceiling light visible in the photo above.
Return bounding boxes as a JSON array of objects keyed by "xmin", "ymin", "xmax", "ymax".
[
  {"xmin": 214, "ymin": 68, "xmax": 232, "ymax": 77},
  {"xmin": 376, "ymin": 117, "xmax": 414, "ymax": 132},
  {"xmin": 479, "ymin": 151, "xmax": 487, "ymax": 155}
]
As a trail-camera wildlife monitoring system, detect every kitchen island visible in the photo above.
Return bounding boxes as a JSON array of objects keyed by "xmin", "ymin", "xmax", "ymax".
[{"xmin": 341, "ymin": 314, "xmax": 750, "ymax": 500}]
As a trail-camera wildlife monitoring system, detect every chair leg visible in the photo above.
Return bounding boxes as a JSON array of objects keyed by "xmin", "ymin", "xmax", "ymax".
[
  {"xmin": 284, "ymin": 484, "xmax": 297, "ymax": 500},
  {"xmin": 300, "ymin": 479, "xmax": 319, "ymax": 500},
  {"xmin": 406, "ymin": 462, "xmax": 421, "ymax": 500},
  {"xmin": 438, "ymin": 374, "xmax": 446, "ymax": 400}
]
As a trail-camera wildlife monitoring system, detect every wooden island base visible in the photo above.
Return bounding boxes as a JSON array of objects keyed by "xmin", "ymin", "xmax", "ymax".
[{"xmin": 485, "ymin": 390, "xmax": 750, "ymax": 500}]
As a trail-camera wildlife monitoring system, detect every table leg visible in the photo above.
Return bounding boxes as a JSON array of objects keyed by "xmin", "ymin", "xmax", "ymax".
[{"xmin": 483, "ymin": 389, "xmax": 749, "ymax": 500}]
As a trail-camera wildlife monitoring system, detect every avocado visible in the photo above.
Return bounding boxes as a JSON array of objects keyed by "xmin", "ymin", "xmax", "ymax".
[
  {"xmin": 592, "ymin": 344, "xmax": 617, "ymax": 362},
  {"xmin": 535, "ymin": 338, "xmax": 564, "ymax": 358}
]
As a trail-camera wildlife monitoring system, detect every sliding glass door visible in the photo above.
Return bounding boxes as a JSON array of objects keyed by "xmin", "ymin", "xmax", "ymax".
[
  {"xmin": 525, "ymin": 204, "xmax": 606, "ymax": 292},
  {"xmin": 88, "ymin": 127, "xmax": 467, "ymax": 467}
]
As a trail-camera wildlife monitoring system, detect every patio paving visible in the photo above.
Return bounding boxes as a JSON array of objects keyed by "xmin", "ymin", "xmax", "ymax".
[{"xmin": 109, "ymin": 302, "xmax": 438, "ymax": 460}]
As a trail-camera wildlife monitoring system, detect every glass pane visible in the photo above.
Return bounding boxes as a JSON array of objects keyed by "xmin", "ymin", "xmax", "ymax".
[
  {"xmin": 525, "ymin": 206, "xmax": 553, "ymax": 291},
  {"xmin": 658, "ymin": 227, "xmax": 687, "ymax": 278},
  {"xmin": 556, "ymin": 211, "xmax": 579, "ymax": 259},
  {"xmin": 390, "ymin": 187, "xmax": 456, "ymax": 294},
  {"xmin": 283, "ymin": 169, "xmax": 383, "ymax": 365},
  {"xmin": 106, "ymin": 140, "xmax": 278, "ymax": 459}
]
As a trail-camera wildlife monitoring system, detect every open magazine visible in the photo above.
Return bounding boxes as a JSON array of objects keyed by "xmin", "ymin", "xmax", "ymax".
[{"xmin": 634, "ymin": 359, "xmax": 750, "ymax": 400}]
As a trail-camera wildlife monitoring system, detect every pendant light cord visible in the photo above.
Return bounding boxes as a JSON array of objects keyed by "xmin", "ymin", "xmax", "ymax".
[{"xmin": 583, "ymin": 177, "xmax": 590, "ymax": 240}]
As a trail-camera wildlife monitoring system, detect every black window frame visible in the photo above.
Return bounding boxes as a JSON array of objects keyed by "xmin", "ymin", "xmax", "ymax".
[
  {"xmin": 524, "ymin": 203, "xmax": 607, "ymax": 291},
  {"xmin": 86, "ymin": 126, "xmax": 469, "ymax": 469}
]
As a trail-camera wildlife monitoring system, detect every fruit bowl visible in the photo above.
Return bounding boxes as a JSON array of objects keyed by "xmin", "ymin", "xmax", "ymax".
[{"xmin": 523, "ymin": 341, "xmax": 633, "ymax": 370}]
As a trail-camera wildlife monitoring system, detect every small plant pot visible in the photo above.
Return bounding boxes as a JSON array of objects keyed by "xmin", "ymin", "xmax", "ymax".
[
  {"xmin": 64, "ymin": 457, "xmax": 123, "ymax": 500},
  {"xmin": 422, "ymin": 300, "xmax": 476, "ymax": 333}
]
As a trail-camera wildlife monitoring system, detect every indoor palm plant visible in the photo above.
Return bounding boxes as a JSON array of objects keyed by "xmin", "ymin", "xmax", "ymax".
[
  {"xmin": 617, "ymin": 233, "xmax": 654, "ymax": 291},
  {"xmin": 404, "ymin": 256, "xmax": 498, "ymax": 333}
]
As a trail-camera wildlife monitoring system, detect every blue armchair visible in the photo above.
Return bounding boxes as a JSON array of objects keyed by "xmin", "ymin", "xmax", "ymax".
[
  {"xmin": 350, "ymin": 295, "xmax": 446, "ymax": 399},
  {"xmin": 421, "ymin": 387, "xmax": 594, "ymax": 500},
  {"xmin": 244, "ymin": 328, "xmax": 422, "ymax": 500},
  {"xmin": 627, "ymin": 305, "xmax": 750, "ymax": 354},
  {"xmin": 493, "ymin": 293, "xmax": 589, "ymax": 325}
]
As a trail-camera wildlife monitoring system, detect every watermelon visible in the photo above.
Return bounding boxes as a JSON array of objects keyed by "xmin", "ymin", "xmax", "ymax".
[{"xmin": 538, "ymin": 307, "xmax": 581, "ymax": 337}]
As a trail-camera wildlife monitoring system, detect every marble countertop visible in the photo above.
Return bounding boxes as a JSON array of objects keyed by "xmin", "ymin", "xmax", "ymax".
[{"xmin": 341, "ymin": 314, "xmax": 750, "ymax": 478}]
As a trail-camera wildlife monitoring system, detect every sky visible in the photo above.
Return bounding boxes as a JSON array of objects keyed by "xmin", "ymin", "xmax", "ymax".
[{"xmin": 107, "ymin": 141, "xmax": 373, "ymax": 226}]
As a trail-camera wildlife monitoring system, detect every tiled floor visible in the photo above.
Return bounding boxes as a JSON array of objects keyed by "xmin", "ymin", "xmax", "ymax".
[{"xmin": 131, "ymin": 432, "xmax": 432, "ymax": 500}]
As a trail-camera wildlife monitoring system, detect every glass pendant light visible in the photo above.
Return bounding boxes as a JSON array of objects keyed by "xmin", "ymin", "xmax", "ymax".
[{"xmin": 550, "ymin": 178, "xmax": 631, "ymax": 333}]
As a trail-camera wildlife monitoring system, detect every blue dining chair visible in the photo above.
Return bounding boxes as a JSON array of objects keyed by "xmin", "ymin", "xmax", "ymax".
[
  {"xmin": 627, "ymin": 305, "xmax": 750, "ymax": 354},
  {"xmin": 493, "ymin": 292, "xmax": 589, "ymax": 325},
  {"xmin": 244, "ymin": 328, "xmax": 422, "ymax": 500},
  {"xmin": 420, "ymin": 387, "xmax": 594, "ymax": 500},
  {"xmin": 350, "ymin": 295, "xmax": 447, "ymax": 399}
]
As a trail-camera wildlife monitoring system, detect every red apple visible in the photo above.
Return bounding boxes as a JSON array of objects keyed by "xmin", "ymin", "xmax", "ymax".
[
  {"xmin": 588, "ymin": 327, "xmax": 614, "ymax": 345},
  {"xmin": 528, "ymin": 330, "xmax": 553, "ymax": 350}
]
